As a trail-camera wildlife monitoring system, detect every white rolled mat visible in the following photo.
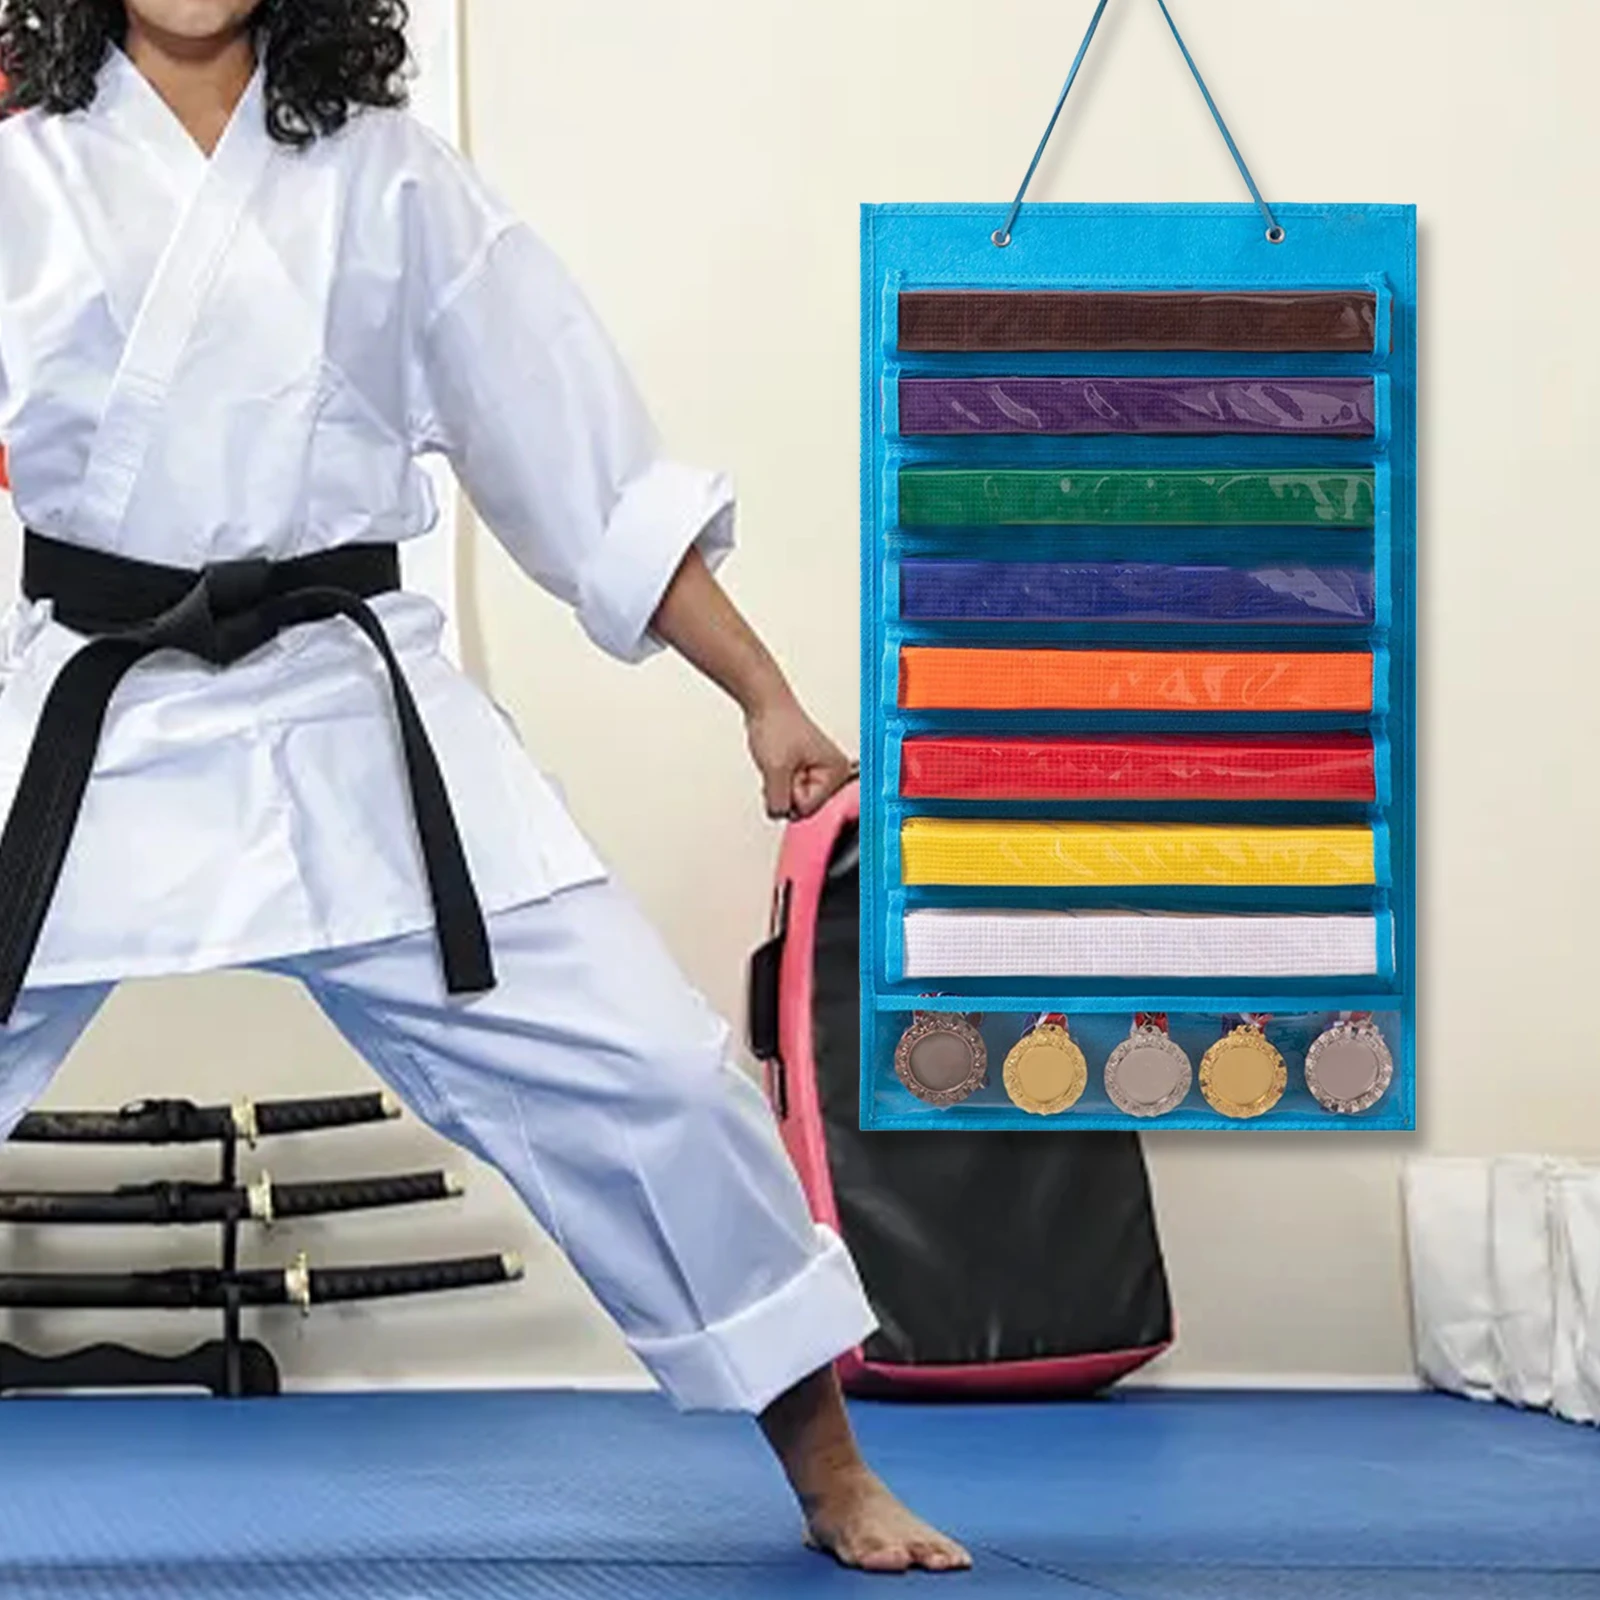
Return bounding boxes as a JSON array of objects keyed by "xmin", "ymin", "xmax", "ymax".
[
  {"xmin": 1491, "ymin": 1157, "xmax": 1559, "ymax": 1411},
  {"xmin": 1553, "ymin": 1168, "xmax": 1600, "ymax": 1425},
  {"xmin": 1402, "ymin": 1158, "xmax": 1498, "ymax": 1403},
  {"xmin": 1404, "ymin": 1156, "xmax": 1600, "ymax": 1425},
  {"xmin": 901, "ymin": 910, "xmax": 1382, "ymax": 979}
]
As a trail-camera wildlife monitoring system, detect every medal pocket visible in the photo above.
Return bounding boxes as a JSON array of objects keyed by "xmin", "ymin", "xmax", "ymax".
[{"xmin": 872, "ymin": 1008, "xmax": 1404, "ymax": 1129}]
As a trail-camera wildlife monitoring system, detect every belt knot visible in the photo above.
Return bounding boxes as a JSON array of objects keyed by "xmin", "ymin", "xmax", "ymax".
[{"xmin": 156, "ymin": 558, "xmax": 277, "ymax": 666}]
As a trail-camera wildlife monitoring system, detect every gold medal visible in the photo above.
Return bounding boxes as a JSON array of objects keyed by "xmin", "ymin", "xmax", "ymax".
[
  {"xmin": 1105, "ymin": 1013, "xmax": 1192, "ymax": 1119},
  {"xmin": 1305, "ymin": 1013, "xmax": 1393, "ymax": 1115},
  {"xmin": 1002, "ymin": 1013, "xmax": 1088, "ymax": 1117},
  {"xmin": 894, "ymin": 1011, "xmax": 986, "ymax": 1108},
  {"xmin": 1199, "ymin": 1016, "xmax": 1287, "ymax": 1120}
]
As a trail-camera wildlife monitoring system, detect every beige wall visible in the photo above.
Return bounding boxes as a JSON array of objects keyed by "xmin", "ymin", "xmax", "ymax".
[{"xmin": 8, "ymin": 0, "xmax": 1600, "ymax": 1387}]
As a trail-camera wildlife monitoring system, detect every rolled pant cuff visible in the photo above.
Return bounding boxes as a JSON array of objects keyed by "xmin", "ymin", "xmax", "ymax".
[{"xmin": 628, "ymin": 1225, "xmax": 878, "ymax": 1414}]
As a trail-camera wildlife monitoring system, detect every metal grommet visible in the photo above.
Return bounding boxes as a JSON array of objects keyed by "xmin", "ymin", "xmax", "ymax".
[
  {"xmin": 991, "ymin": 229, "xmax": 1012, "ymax": 249},
  {"xmin": 1266, "ymin": 225, "xmax": 1286, "ymax": 244}
]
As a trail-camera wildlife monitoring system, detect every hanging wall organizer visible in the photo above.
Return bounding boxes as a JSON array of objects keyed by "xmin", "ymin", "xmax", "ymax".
[{"xmin": 860, "ymin": 0, "xmax": 1416, "ymax": 1132}]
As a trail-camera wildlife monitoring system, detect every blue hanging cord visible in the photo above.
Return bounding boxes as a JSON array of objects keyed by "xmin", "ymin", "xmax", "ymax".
[
  {"xmin": 994, "ymin": 0, "xmax": 1283, "ymax": 248},
  {"xmin": 1153, "ymin": 0, "xmax": 1282, "ymax": 242},
  {"xmin": 994, "ymin": 0, "xmax": 1110, "ymax": 249}
]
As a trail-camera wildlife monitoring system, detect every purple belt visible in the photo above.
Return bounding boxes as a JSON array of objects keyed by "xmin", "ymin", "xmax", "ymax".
[{"xmin": 900, "ymin": 377, "xmax": 1374, "ymax": 437}]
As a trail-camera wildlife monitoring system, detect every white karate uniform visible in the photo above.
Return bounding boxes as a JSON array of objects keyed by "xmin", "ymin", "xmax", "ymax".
[{"xmin": 0, "ymin": 49, "xmax": 874, "ymax": 1411}]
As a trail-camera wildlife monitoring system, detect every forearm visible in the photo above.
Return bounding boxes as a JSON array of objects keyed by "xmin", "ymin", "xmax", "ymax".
[
  {"xmin": 650, "ymin": 546, "xmax": 852, "ymax": 818},
  {"xmin": 650, "ymin": 546, "xmax": 793, "ymax": 715}
]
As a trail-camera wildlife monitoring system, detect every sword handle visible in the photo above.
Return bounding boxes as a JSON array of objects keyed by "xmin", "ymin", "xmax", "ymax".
[
  {"xmin": 308, "ymin": 1254, "xmax": 523, "ymax": 1305},
  {"xmin": 272, "ymin": 1172, "xmax": 460, "ymax": 1219},
  {"xmin": 253, "ymin": 1093, "xmax": 401, "ymax": 1136}
]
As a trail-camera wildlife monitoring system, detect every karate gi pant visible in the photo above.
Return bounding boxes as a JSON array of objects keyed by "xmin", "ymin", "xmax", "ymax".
[{"xmin": 0, "ymin": 881, "xmax": 877, "ymax": 1414}]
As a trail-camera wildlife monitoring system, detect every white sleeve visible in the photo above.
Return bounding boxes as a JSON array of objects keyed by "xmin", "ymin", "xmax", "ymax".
[{"xmin": 414, "ymin": 220, "xmax": 735, "ymax": 664}]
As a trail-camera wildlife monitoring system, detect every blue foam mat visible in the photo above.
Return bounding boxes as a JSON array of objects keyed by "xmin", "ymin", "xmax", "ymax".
[{"xmin": 0, "ymin": 1390, "xmax": 1593, "ymax": 1598}]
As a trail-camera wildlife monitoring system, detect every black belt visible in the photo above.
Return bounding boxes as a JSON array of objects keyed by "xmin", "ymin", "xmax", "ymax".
[{"xmin": 0, "ymin": 532, "xmax": 495, "ymax": 1022}]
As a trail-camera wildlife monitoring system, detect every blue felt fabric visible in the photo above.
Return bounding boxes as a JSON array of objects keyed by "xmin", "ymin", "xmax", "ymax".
[{"xmin": 861, "ymin": 204, "xmax": 1417, "ymax": 1135}]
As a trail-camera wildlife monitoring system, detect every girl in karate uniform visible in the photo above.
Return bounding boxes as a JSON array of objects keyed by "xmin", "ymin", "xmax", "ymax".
[{"xmin": 0, "ymin": 0, "xmax": 969, "ymax": 1573}]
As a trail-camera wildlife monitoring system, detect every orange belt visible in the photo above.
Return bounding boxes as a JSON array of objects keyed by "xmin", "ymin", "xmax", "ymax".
[{"xmin": 899, "ymin": 647, "xmax": 1374, "ymax": 713}]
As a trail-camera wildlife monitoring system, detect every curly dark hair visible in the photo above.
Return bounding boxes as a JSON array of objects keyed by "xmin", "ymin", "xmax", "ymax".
[{"xmin": 0, "ymin": 0, "xmax": 411, "ymax": 147}]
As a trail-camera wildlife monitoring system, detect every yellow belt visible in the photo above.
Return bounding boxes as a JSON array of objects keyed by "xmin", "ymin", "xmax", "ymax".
[{"xmin": 901, "ymin": 819, "xmax": 1377, "ymax": 887}]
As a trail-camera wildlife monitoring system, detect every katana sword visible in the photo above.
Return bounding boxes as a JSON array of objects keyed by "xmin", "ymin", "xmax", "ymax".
[
  {"xmin": 0, "ymin": 1252, "xmax": 524, "ymax": 1310},
  {"xmin": 0, "ymin": 1170, "xmax": 464, "ymax": 1226},
  {"xmin": 10, "ymin": 1092, "xmax": 402, "ymax": 1146}
]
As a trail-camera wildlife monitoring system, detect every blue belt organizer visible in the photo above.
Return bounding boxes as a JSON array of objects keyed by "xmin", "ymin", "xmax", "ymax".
[{"xmin": 857, "ymin": 5, "xmax": 1416, "ymax": 1134}]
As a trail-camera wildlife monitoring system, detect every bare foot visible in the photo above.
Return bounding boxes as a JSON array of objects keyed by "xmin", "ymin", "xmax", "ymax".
[
  {"xmin": 802, "ymin": 1464, "xmax": 973, "ymax": 1574},
  {"xmin": 760, "ymin": 1365, "xmax": 971, "ymax": 1574}
]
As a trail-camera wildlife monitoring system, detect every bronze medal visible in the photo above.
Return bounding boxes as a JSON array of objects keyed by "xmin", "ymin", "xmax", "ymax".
[{"xmin": 894, "ymin": 1011, "xmax": 986, "ymax": 1108}]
